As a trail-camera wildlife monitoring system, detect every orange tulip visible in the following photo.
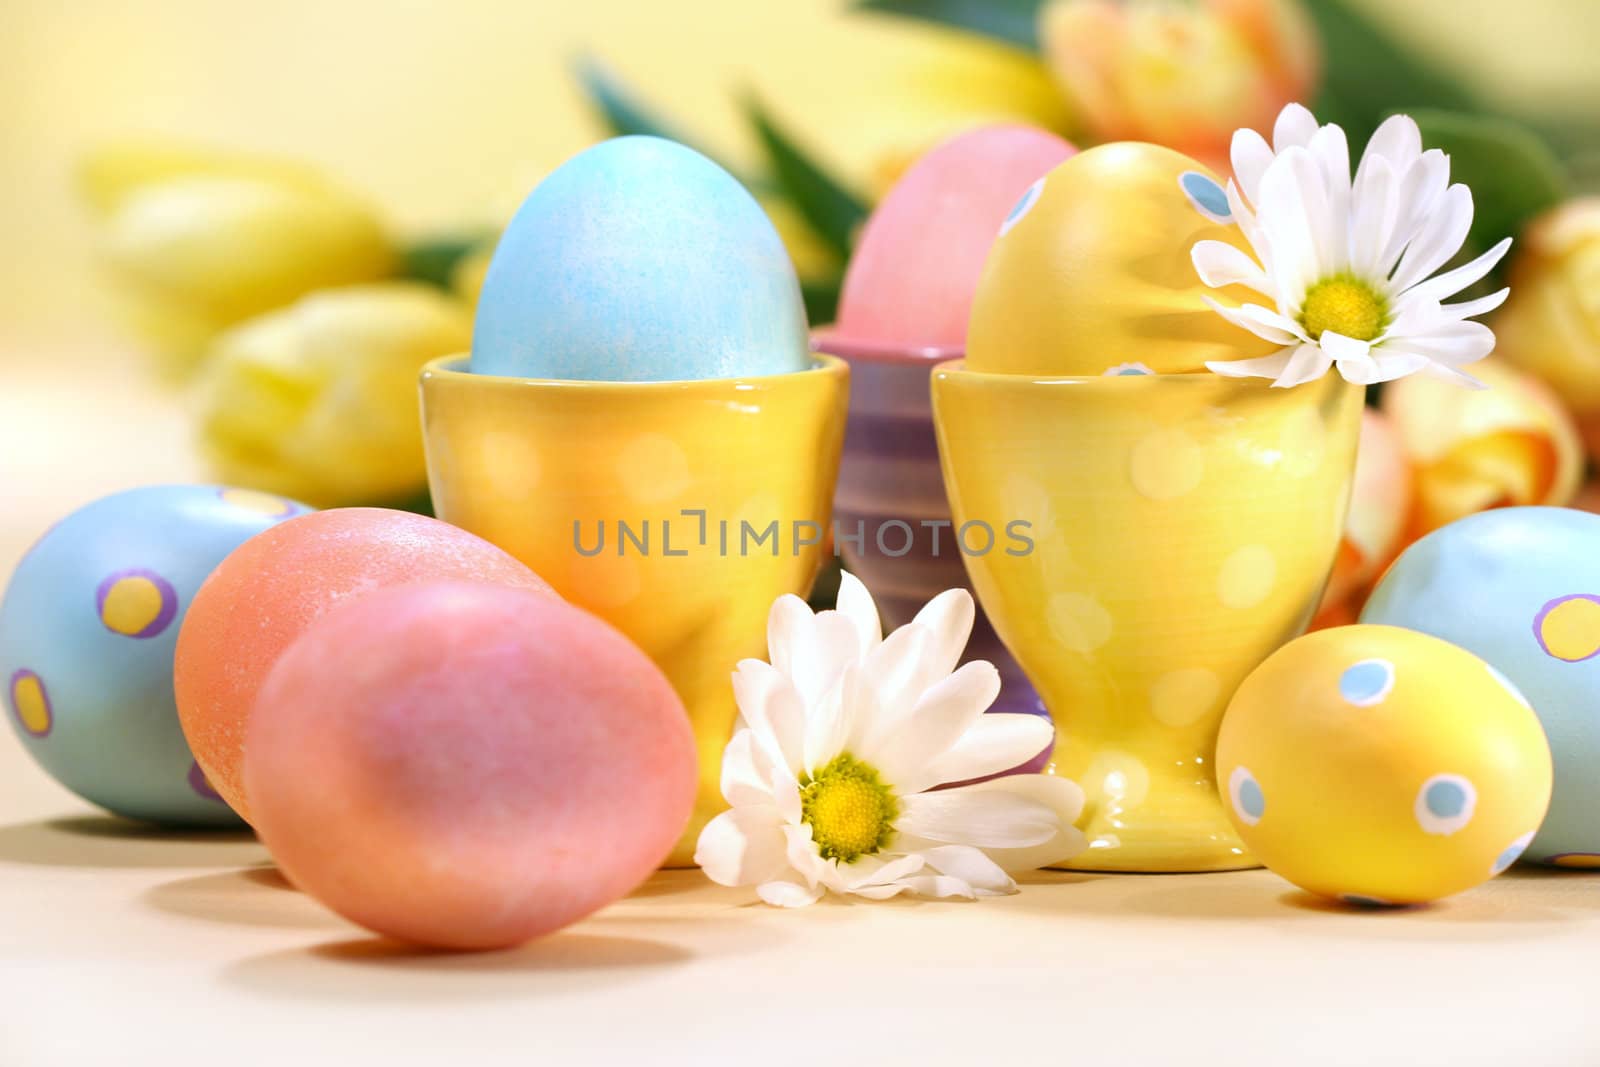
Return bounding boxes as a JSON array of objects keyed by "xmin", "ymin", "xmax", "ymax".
[
  {"xmin": 1382, "ymin": 358, "xmax": 1584, "ymax": 540},
  {"xmin": 1037, "ymin": 0, "xmax": 1319, "ymax": 168}
]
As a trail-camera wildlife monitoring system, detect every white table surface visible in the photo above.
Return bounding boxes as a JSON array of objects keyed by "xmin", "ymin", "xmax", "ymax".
[{"xmin": 3, "ymin": 348, "xmax": 1599, "ymax": 1067}]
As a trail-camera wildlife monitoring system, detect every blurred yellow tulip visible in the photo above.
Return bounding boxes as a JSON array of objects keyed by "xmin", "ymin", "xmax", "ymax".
[
  {"xmin": 1495, "ymin": 198, "xmax": 1600, "ymax": 459},
  {"xmin": 1382, "ymin": 358, "xmax": 1584, "ymax": 540},
  {"xmin": 82, "ymin": 142, "xmax": 396, "ymax": 377},
  {"xmin": 195, "ymin": 282, "xmax": 471, "ymax": 508},
  {"xmin": 1037, "ymin": 0, "xmax": 1319, "ymax": 168}
]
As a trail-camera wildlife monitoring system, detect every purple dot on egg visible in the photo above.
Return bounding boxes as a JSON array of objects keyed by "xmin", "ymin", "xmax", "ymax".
[
  {"xmin": 95, "ymin": 568, "xmax": 179, "ymax": 640},
  {"xmin": 188, "ymin": 760, "xmax": 226, "ymax": 803}
]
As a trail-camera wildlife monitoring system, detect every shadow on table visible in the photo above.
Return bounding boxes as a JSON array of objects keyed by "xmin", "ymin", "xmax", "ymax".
[
  {"xmin": 145, "ymin": 865, "xmax": 346, "ymax": 931},
  {"xmin": 225, "ymin": 930, "xmax": 694, "ymax": 1003},
  {"xmin": 1003, "ymin": 867, "xmax": 1581, "ymax": 938},
  {"xmin": 0, "ymin": 814, "xmax": 265, "ymax": 869}
]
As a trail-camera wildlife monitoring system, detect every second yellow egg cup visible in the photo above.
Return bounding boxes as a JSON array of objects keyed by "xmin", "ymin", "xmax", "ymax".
[
  {"xmin": 932, "ymin": 365, "xmax": 1363, "ymax": 872},
  {"xmin": 421, "ymin": 355, "xmax": 848, "ymax": 867}
]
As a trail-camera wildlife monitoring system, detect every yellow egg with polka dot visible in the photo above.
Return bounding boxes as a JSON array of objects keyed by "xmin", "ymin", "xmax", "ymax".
[
  {"xmin": 1216, "ymin": 625, "xmax": 1554, "ymax": 906},
  {"xmin": 967, "ymin": 142, "xmax": 1277, "ymax": 376}
]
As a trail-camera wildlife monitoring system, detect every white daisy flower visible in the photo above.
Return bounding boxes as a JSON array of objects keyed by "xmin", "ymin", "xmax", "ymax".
[
  {"xmin": 1196, "ymin": 102, "xmax": 1511, "ymax": 389},
  {"xmin": 695, "ymin": 573, "xmax": 1086, "ymax": 906}
]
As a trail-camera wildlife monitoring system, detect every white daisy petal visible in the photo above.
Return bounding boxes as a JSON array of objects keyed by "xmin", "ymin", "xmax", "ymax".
[
  {"xmin": 731, "ymin": 659, "xmax": 805, "ymax": 777},
  {"xmin": 845, "ymin": 852, "xmax": 926, "ymax": 890},
  {"xmin": 1192, "ymin": 240, "xmax": 1271, "ymax": 294},
  {"xmin": 1206, "ymin": 350, "xmax": 1295, "ymax": 380},
  {"xmin": 1380, "ymin": 149, "xmax": 1451, "ymax": 271},
  {"xmin": 1231, "ymin": 126, "xmax": 1276, "ymax": 207},
  {"xmin": 851, "ymin": 623, "xmax": 936, "ymax": 752},
  {"xmin": 910, "ymin": 587, "xmax": 976, "ymax": 681},
  {"xmin": 1419, "ymin": 361, "xmax": 1489, "ymax": 389},
  {"xmin": 917, "ymin": 844, "xmax": 1018, "ymax": 895},
  {"xmin": 1361, "ymin": 113, "xmax": 1424, "ymax": 177},
  {"xmin": 756, "ymin": 880, "xmax": 823, "ymax": 907},
  {"xmin": 794, "ymin": 610, "xmax": 870, "ymax": 711},
  {"xmin": 896, "ymin": 787, "xmax": 1064, "ymax": 849},
  {"xmin": 803, "ymin": 674, "xmax": 854, "ymax": 776},
  {"xmin": 1381, "ymin": 320, "xmax": 1497, "ymax": 367},
  {"xmin": 873, "ymin": 661, "xmax": 1001, "ymax": 791},
  {"xmin": 1272, "ymin": 343, "xmax": 1335, "ymax": 388},
  {"xmin": 1256, "ymin": 146, "xmax": 1332, "ymax": 297},
  {"xmin": 897, "ymin": 875, "xmax": 980, "ymax": 899},
  {"xmin": 847, "ymin": 883, "xmax": 911, "ymax": 900},
  {"xmin": 834, "ymin": 571, "xmax": 882, "ymax": 658},
  {"xmin": 765, "ymin": 594, "xmax": 812, "ymax": 680},
  {"xmin": 1390, "ymin": 184, "xmax": 1474, "ymax": 293},
  {"xmin": 696, "ymin": 806, "xmax": 792, "ymax": 887},
  {"xmin": 1364, "ymin": 350, "xmax": 1435, "ymax": 383},
  {"xmin": 898, "ymin": 775, "xmax": 1088, "ymax": 873},
  {"xmin": 1440, "ymin": 287, "xmax": 1509, "ymax": 321},
  {"xmin": 720, "ymin": 729, "xmax": 775, "ymax": 808},
  {"xmin": 1319, "ymin": 331, "xmax": 1378, "ymax": 385},
  {"xmin": 1400, "ymin": 237, "xmax": 1513, "ymax": 305},
  {"xmin": 1203, "ymin": 297, "xmax": 1307, "ymax": 345},
  {"xmin": 1272, "ymin": 102, "xmax": 1319, "ymax": 151},
  {"xmin": 1350, "ymin": 152, "xmax": 1399, "ymax": 276},
  {"xmin": 915, "ymin": 713, "xmax": 1054, "ymax": 792}
]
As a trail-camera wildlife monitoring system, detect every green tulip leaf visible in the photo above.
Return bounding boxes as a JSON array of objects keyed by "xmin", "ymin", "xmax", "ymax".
[
  {"xmin": 745, "ymin": 96, "xmax": 868, "ymax": 262},
  {"xmin": 1413, "ymin": 110, "xmax": 1567, "ymax": 251},
  {"xmin": 853, "ymin": 0, "xmax": 1044, "ymax": 51},
  {"xmin": 574, "ymin": 56, "xmax": 702, "ymax": 147},
  {"xmin": 400, "ymin": 232, "xmax": 493, "ymax": 291},
  {"xmin": 1302, "ymin": 0, "xmax": 1482, "ymax": 148}
]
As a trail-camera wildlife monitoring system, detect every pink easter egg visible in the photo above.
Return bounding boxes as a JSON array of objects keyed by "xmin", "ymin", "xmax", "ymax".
[
  {"xmin": 244, "ymin": 580, "xmax": 696, "ymax": 951},
  {"xmin": 176, "ymin": 508, "xmax": 555, "ymax": 821},
  {"xmin": 830, "ymin": 124, "xmax": 1076, "ymax": 350}
]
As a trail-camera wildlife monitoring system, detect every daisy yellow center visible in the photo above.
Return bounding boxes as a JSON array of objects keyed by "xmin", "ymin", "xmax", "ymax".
[
  {"xmin": 800, "ymin": 754, "xmax": 899, "ymax": 863},
  {"xmin": 1298, "ymin": 273, "xmax": 1388, "ymax": 342}
]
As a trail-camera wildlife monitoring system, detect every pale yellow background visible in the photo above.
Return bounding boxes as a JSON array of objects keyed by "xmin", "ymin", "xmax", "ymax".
[{"xmin": 3, "ymin": 0, "xmax": 1599, "ymax": 349}]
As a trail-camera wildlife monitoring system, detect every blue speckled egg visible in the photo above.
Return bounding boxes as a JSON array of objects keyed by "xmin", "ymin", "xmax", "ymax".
[
  {"xmin": 471, "ymin": 136, "xmax": 810, "ymax": 382},
  {"xmin": 1362, "ymin": 506, "xmax": 1600, "ymax": 867},
  {"xmin": 1, "ymin": 485, "xmax": 309, "ymax": 826}
]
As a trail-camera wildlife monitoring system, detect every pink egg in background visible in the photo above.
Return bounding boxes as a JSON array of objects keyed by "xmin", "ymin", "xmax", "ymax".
[
  {"xmin": 824, "ymin": 124, "xmax": 1077, "ymax": 351},
  {"xmin": 245, "ymin": 580, "xmax": 697, "ymax": 952}
]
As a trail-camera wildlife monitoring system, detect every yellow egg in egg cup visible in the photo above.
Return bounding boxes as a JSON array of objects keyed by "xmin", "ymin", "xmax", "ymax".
[
  {"xmin": 931, "ymin": 365, "xmax": 1363, "ymax": 872},
  {"xmin": 421, "ymin": 355, "xmax": 849, "ymax": 867}
]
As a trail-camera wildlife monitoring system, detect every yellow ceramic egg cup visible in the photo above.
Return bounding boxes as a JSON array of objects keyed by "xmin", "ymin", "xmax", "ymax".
[
  {"xmin": 932, "ymin": 364, "xmax": 1363, "ymax": 872},
  {"xmin": 421, "ymin": 355, "xmax": 848, "ymax": 867}
]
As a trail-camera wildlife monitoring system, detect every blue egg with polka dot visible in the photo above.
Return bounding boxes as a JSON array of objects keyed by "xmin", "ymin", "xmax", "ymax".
[
  {"xmin": 0, "ymin": 486, "xmax": 309, "ymax": 826},
  {"xmin": 471, "ymin": 136, "xmax": 811, "ymax": 382},
  {"xmin": 1363, "ymin": 507, "xmax": 1600, "ymax": 864}
]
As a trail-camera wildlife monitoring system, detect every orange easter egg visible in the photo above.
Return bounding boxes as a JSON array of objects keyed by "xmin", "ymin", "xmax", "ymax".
[
  {"xmin": 174, "ymin": 507, "xmax": 553, "ymax": 820},
  {"xmin": 246, "ymin": 581, "xmax": 696, "ymax": 950},
  {"xmin": 1317, "ymin": 409, "xmax": 1413, "ymax": 617}
]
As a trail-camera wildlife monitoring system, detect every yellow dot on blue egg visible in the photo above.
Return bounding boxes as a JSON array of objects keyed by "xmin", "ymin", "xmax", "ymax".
[
  {"xmin": 1550, "ymin": 853, "xmax": 1600, "ymax": 869},
  {"xmin": 97, "ymin": 569, "xmax": 178, "ymax": 639},
  {"xmin": 8, "ymin": 669, "xmax": 52, "ymax": 737},
  {"xmin": 1229, "ymin": 766, "xmax": 1265, "ymax": 826},
  {"xmin": 1534, "ymin": 594, "xmax": 1600, "ymax": 663},
  {"xmin": 1491, "ymin": 832, "xmax": 1535, "ymax": 876},
  {"xmin": 1179, "ymin": 171, "xmax": 1232, "ymax": 223},
  {"xmin": 1338, "ymin": 658, "xmax": 1395, "ymax": 707},
  {"xmin": 999, "ymin": 177, "xmax": 1046, "ymax": 237},
  {"xmin": 1415, "ymin": 774, "xmax": 1476, "ymax": 835}
]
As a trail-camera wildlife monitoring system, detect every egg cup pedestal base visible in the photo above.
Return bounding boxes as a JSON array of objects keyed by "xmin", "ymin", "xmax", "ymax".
[
  {"xmin": 421, "ymin": 355, "xmax": 849, "ymax": 867},
  {"xmin": 932, "ymin": 364, "xmax": 1363, "ymax": 874}
]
